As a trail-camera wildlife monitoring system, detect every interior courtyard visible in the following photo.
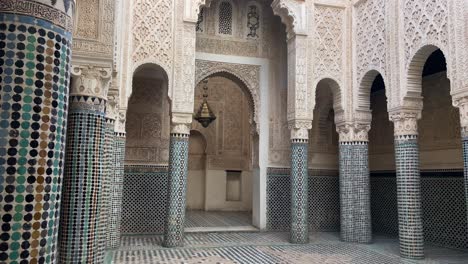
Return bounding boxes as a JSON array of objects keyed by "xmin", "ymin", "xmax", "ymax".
[{"xmin": 1, "ymin": 0, "xmax": 468, "ymax": 263}]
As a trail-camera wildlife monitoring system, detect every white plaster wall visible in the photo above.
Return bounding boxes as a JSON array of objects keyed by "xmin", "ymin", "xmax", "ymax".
[
  {"xmin": 187, "ymin": 170, "xmax": 206, "ymax": 210},
  {"xmin": 204, "ymin": 170, "xmax": 252, "ymax": 211}
]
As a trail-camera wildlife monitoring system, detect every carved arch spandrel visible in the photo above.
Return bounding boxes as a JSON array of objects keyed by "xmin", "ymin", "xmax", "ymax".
[{"xmin": 195, "ymin": 60, "xmax": 261, "ymax": 132}]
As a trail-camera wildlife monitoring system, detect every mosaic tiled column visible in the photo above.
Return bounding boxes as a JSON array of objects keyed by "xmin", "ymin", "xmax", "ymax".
[
  {"xmin": 337, "ymin": 123, "xmax": 372, "ymax": 243},
  {"xmin": 97, "ymin": 117, "xmax": 115, "ymax": 253},
  {"xmin": 0, "ymin": 1, "xmax": 74, "ymax": 263},
  {"xmin": 59, "ymin": 65, "xmax": 111, "ymax": 263},
  {"xmin": 453, "ymin": 97, "xmax": 468, "ymax": 232},
  {"xmin": 107, "ymin": 129, "xmax": 126, "ymax": 249},
  {"xmin": 390, "ymin": 111, "xmax": 424, "ymax": 259},
  {"xmin": 163, "ymin": 118, "xmax": 191, "ymax": 248},
  {"xmin": 289, "ymin": 123, "xmax": 311, "ymax": 244}
]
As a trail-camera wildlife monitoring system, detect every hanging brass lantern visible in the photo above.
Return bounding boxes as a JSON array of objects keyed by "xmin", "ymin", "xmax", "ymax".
[{"xmin": 194, "ymin": 79, "xmax": 216, "ymax": 128}]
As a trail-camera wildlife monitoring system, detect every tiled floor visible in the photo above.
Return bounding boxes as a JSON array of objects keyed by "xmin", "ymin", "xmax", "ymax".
[
  {"xmin": 109, "ymin": 232, "xmax": 468, "ymax": 264},
  {"xmin": 185, "ymin": 211, "xmax": 252, "ymax": 228}
]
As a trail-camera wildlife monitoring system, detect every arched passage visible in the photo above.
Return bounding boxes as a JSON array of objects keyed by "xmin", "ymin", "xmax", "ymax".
[
  {"xmin": 417, "ymin": 48, "xmax": 466, "ymax": 249},
  {"xmin": 185, "ymin": 72, "xmax": 257, "ymax": 231},
  {"xmin": 307, "ymin": 79, "xmax": 341, "ymax": 233},
  {"xmin": 120, "ymin": 63, "xmax": 172, "ymax": 235}
]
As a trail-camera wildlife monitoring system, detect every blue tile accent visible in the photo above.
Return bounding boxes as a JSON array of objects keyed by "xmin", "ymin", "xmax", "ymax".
[
  {"xmin": 0, "ymin": 14, "xmax": 72, "ymax": 264},
  {"xmin": 290, "ymin": 141, "xmax": 309, "ymax": 244},
  {"xmin": 266, "ymin": 169, "xmax": 340, "ymax": 233},
  {"xmin": 463, "ymin": 136, "xmax": 468, "ymax": 234},
  {"xmin": 339, "ymin": 142, "xmax": 372, "ymax": 243},
  {"xmin": 394, "ymin": 136, "xmax": 424, "ymax": 259},
  {"xmin": 107, "ymin": 134, "xmax": 126, "ymax": 248},
  {"xmin": 163, "ymin": 134, "xmax": 190, "ymax": 247},
  {"xmin": 59, "ymin": 100, "xmax": 107, "ymax": 263}
]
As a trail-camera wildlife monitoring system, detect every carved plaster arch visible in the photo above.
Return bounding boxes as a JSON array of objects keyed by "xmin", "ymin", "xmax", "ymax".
[
  {"xmin": 357, "ymin": 70, "xmax": 388, "ymax": 112},
  {"xmin": 129, "ymin": 60, "xmax": 171, "ymax": 103},
  {"xmin": 195, "ymin": 60, "xmax": 260, "ymax": 132},
  {"xmin": 271, "ymin": 0, "xmax": 307, "ymax": 38},
  {"xmin": 314, "ymin": 78, "xmax": 344, "ymax": 124},
  {"xmin": 128, "ymin": 62, "xmax": 170, "ymax": 108},
  {"xmin": 403, "ymin": 44, "xmax": 452, "ymax": 110}
]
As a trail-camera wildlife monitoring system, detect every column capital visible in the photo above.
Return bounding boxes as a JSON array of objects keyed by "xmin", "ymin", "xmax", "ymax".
[
  {"xmin": 336, "ymin": 122, "xmax": 371, "ymax": 143},
  {"xmin": 70, "ymin": 65, "xmax": 112, "ymax": 100},
  {"xmin": 171, "ymin": 112, "xmax": 193, "ymax": 136},
  {"xmin": 452, "ymin": 95, "xmax": 468, "ymax": 137},
  {"xmin": 115, "ymin": 108, "xmax": 127, "ymax": 134},
  {"xmin": 288, "ymin": 119, "xmax": 312, "ymax": 141},
  {"xmin": 389, "ymin": 110, "xmax": 421, "ymax": 137},
  {"xmin": 105, "ymin": 80, "xmax": 119, "ymax": 122}
]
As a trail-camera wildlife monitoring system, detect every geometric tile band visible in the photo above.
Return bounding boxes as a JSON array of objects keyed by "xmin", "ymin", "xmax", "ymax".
[
  {"xmin": 371, "ymin": 174, "xmax": 468, "ymax": 249},
  {"xmin": 163, "ymin": 135, "xmax": 190, "ymax": 248},
  {"xmin": 120, "ymin": 169, "xmax": 168, "ymax": 235},
  {"xmin": 394, "ymin": 137, "xmax": 424, "ymax": 259},
  {"xmin": 107, "ymin": 134, "xmax": 126, "ymax": 249},
  {"xmin": 266, "ymin": 169, "xmax": 340, "ymax": 233},
  {"xmin": 290, "ymin": 142, "xmax": 309, "ymax": 244},
  {"xmin": 0, "ymin": 14, "xmax": 71, "ymax": 264},
  {"xmin": 339, "ymin": 142, "xmax": 372, "ymax": 243},
  {"xmin": 58, "ymin": 101, "xmax": 106, "ymax": 263}
]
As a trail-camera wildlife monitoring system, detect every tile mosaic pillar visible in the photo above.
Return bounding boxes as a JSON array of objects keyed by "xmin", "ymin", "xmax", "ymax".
[
  {"xmin": 0, "ymin": 1, "xmax": 75, "ymax": 263},
  {"xmin": 337, "ymin": 123, "xmax": 372, "ymax": 243},
  {"xmin": 289, "ymin": 122, "xmax": 311, "ymax": 244},
  {"xmin": 97, "ymin": 117, "xmax": 115, "ymax": 253},
  {"xmin": 59, "ymin": 65, "xmax": 111, "ymax": 263},
  {"xmin": 390, "ymin": 111, "xmax": 424, "ymax": 259},
  {"xmin": 107, "ymin": 126, "xmax": 126, "ymax": 249},
  {"xmin": 453, "ymin": 96, "xmax": 468, "ymax": 232},
  {"xmin": 163, "ymin": 116, "xmax": 191, "ymax": 248}
]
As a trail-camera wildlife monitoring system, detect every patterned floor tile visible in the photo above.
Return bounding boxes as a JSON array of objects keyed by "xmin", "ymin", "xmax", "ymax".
[{"xmin": 110, "ymin": 232, "xmax": 468, "ymax": 264}]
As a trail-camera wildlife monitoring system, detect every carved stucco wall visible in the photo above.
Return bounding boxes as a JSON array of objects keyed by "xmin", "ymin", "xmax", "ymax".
[
  {"xmin": 192, "ymin": 76, "xmax": 253, "ymax": 171},
  {"xmin": 73, "ymin": 0, "xmax": 115, "ymax": 61},
  {"xmin": 269, "ymin": 80, "xmax": 339, "ymax": 169},
  {"xmin": 354, "ymin": 0, "xmax": 387, "ymax": 111},
  {"xmin": 311, "ymin": 2, "xmax": 347, "ymax": 123},
  {"xmin": 196, "ymin": 0, "xmax": 276, "ymax": 58},
  {"xmin": 369, "ymin": 72, "xmax": 462, "ymax": 171},
  {"xmin": 132, "ymin": 0, "xmax": 173, "ymax": 72},
  {"xmin": 125, "ymin": 77, "xmax": 171, "ymax": 165}
]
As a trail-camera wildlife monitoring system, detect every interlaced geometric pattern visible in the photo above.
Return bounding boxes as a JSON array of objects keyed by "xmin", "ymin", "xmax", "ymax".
[
  {"xmin": 120, "ymin": 168, "xmax": 168, "ymax": 234},
  {"xmin": 266, "ymin": 169, "xmax": 340, "ymax": 233},
  {"xmin": 247, "ymin": 5, "xmax": 259, "ymax": 38},
  {"xmin": 218, "ymin": 2, "xmax": 233, "ymax": 35},
  {"xmin": 371, "ymin": 173, "xmax": 468, "ymax": 249}
]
